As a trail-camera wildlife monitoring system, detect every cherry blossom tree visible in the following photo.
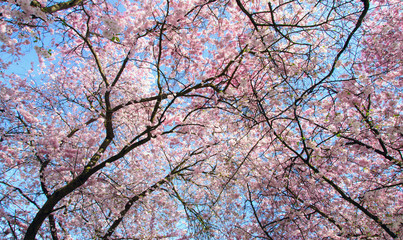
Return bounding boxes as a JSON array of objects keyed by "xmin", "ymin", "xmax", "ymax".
[{"xmin": 0, "ymin": 0, "xmax": 401, "ymax": 239}]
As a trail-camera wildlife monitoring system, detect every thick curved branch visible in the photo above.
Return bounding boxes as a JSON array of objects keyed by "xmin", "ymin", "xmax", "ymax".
[
  {"xmin": 235, "ymin": 0, "xmax": 259, "ymax": 31},
  {"xmin": 22, "ymin": 125, "xmax": 155, "ymax": 240},
  {"xmin": 31, "ymin": 0, "xmax": 84, "ymax": 14}
]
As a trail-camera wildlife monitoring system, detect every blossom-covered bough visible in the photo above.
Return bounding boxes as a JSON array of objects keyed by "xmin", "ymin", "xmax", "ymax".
[{"xmin": 0, "ymin": 0, "xmax": 401, "ymax": 239}]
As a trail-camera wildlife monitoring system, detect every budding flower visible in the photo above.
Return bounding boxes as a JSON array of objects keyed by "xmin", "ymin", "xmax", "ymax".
[
  {"xmin": 101, "ymin": 17, "xmax": 123, "ymax": 39},
  {"xmin": 34, "ymin": 46, "xmax": 51, "ymax": 58},
  {"xmin": 334, "ymin": 114, "xmax": 344, "ymax": 123},
  {"xmin": 350, "ymin": 121, "xmax": 361, "ymax": 134}
]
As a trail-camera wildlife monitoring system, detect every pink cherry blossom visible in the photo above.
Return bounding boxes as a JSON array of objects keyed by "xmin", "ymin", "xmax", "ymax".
[{"xmin": 0, "ymin": 0, "xmax": 401, "ymax": 239}]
